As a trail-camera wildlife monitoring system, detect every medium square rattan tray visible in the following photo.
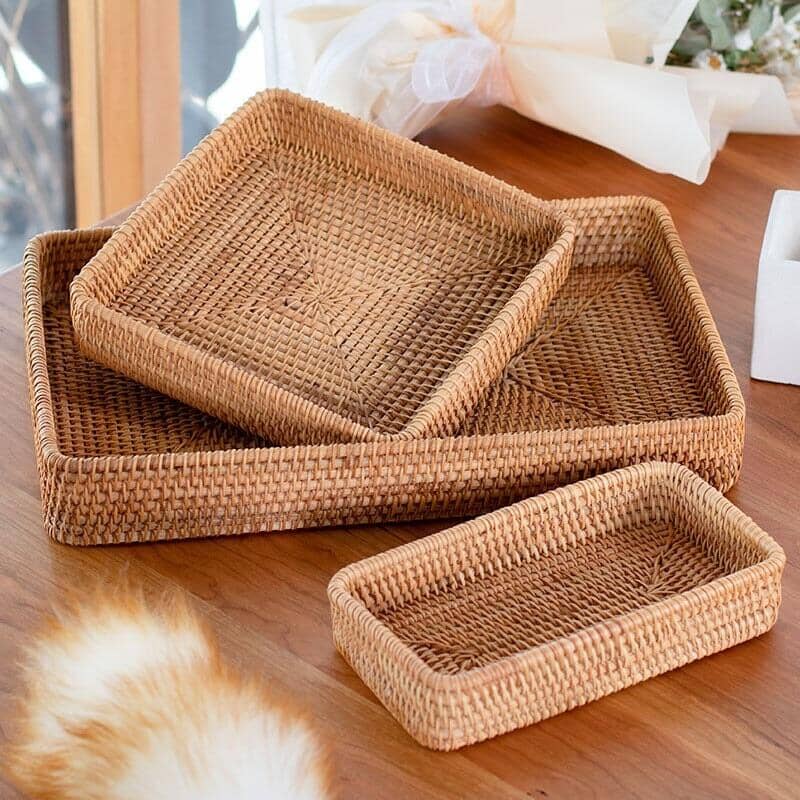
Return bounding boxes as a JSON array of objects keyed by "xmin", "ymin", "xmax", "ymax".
[
  {"xmin": 25, "ymin": 196, "xmax": 744, "ymax": 544},
  {"xmin": 328, "ymin": 462, "xmax": 785, "ymax": 750},
  {"xmin": 70, "ymin": 90, "xmax": 574, "ymax": 445}
]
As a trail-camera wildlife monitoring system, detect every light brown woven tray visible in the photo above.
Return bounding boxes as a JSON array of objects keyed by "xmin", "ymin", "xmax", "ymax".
[
  {"xmin": 70, "ymin": 90, "xmax": 574, "ymax": 445},
  {"xmin": 329, "ymin": 462, "xmax": 785, "ymax": 750},
  {"xmin": 25, "ymin": 195, "xmax": 744, "ymax": 545}
]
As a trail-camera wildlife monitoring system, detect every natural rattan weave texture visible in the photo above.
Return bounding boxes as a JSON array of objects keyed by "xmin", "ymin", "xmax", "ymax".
[
  {"xmin": 70, "ymin": 90, "xmax": 574, "ymax": 445},
  {"xmin": 29, "ymin": 229, "xmax": 264, "ymax": 458},
  {"xmin": 25, "ymin": 196, "xmax": 743, "ymax": 544},
  {"xmin": 329, "ymin": 463, "xmax": 785, "ymax": 750},
  {"xmin": 465, "ymin": 195, "xmax": 735, "ymax": 432}
]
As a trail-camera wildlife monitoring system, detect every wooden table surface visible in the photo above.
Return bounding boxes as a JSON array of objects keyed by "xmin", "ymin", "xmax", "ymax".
[{"xmin": 1, "ymin": 106, "xmax": 799, "ymax": 799}]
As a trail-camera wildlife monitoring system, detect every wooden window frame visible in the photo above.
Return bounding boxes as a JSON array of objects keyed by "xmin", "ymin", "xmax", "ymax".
[{"xmin": 68, "ymin": 0, "xmax": 180, "ymax": 225}]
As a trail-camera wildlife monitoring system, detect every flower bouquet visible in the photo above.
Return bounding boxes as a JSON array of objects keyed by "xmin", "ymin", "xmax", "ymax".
[
  {"xmin": 670, "ymin": 2, "xmax": 800, "ymax": 89},
  {"xmin": 260, "ymin": 1, "xmax": 800, "ymax": 182}
]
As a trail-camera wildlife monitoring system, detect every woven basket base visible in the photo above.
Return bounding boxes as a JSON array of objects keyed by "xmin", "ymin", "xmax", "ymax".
[
  {"xmin": 464, "ymin": 261, "xmax": 709, "ymax": 433},
  {"xmin": 43, "ymin": 296, "xmax": 263, "ymax": 457},
  {"xmin": 378, "ymin": 519, "xmax": 725, "ymax": 675}
]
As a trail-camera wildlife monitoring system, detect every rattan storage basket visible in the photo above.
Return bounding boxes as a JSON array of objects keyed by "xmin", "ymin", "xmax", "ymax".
[
  {"xmin": 328, "ymin": 462, "xmax": 785, "ymax": 750},
  {"xmin": 69, "ymin": 90, "xmax": 574, "ymax": 445},
  {"xmin": 25, "ymin": 195, "xmax": 744, "ymax": 545}
]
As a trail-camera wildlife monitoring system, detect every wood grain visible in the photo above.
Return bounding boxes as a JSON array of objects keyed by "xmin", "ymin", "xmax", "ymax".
[
  {"xmin": 68, "ymin": 0, "xmax": 104, "ymax": 226},
  {"xmin": 68, "ymin": 0, "xmax": 181, "ymax": 225},
  {"xmin": 137, "ymin": 0, "xmax": 181, "ymax": 193},
  {"xmin": 1, "ymin": 106, "xmax": 800, "ymax": 798}
]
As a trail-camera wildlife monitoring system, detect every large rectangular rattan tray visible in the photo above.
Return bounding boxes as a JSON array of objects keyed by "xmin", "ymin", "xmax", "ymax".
[
  {"xmin": 25, "ymin": 195, "xmax": 744, "ymax": 545},
  {"xmin": 328, "ymin": 462, "xmax": 785, "ymax": 750},
  {"xmin": 70, "ymin": 90, "xmax": 574, "ymax": 445}
]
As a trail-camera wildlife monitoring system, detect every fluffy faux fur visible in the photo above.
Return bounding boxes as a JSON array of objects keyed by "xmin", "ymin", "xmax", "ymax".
[{"xmin": 5, "ymin": 588, "xmax": 333, "ymax": 800}]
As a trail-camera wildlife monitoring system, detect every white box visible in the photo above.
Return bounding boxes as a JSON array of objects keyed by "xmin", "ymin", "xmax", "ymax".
[{"xmin": 751, "ymin": 190, "xmax": 800, "ymax": 386}]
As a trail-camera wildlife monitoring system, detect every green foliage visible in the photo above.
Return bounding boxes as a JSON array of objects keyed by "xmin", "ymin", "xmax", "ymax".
[
  {"xmin": 698, "ymin": 0, "xmax": 734, "ymax": 49},
  {"xmin": 673, "ymin": 27, "xmax": 712, "ymax": 57},
  {"xmin": 724, "ymin": 48, "xmax": 742, "ymax": 67},
  {"xmin": 668, "ymin": 0, "xmax": 789, "ymax": 71},
  {"xmin": 666, "ymin": 0, "xmax": 800, "ymax": 79},
  {"xmin": 749, "ymin": 1, "xmax": 773, "ymax": 39}
]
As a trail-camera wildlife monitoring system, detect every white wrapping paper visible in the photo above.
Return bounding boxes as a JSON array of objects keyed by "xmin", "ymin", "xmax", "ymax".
[{"xmin": 260, "ymin": 0, "xmax": 800, "ymax": 183}]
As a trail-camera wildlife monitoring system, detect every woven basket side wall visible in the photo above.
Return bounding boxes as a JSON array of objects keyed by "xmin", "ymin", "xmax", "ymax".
[
  {"xmin": 24, "ymin": 234, "xmax": 59, "ymax": 473},
  {"xmin": 346, "ymin": 466, "xmax": 661, "ymax": 614},
  {"xmin": 640, "ymin": 204, "xmax": 739, "ymax": 417},
  {"xmin": 554, "ymin": 195, "xmax": 660, "ymax": 270},
  {"xmin": 656, "ymin": 466, "xmax": 775, "ymax": 573},
  {"xmin": 270, "ymin": 92, "xmax": 562, "ymax": 240},
  {"xmin": 38, "ymin": 229, "xmax": 114, "ymax": 301},
  {"xmin": 24, "ymin": 231, "xmax": 116, "ymax": 453},
  {"xmin": 39, "ymin": 416, "xmax": 741, "ymax": 545}
]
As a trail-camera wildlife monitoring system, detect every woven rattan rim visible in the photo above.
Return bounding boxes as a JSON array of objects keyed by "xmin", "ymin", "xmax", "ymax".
[{"xmin": 70, "ymin": 90, "xmax": 575, "ymax": 444}]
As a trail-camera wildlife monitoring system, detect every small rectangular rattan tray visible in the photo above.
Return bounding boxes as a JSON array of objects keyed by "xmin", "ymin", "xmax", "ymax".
[
  {"xmin": 70, "ymin": 90, "xmax": 574, "ymax": 445},
  {"xmin": 25, "ymin": 195, "xmax": 744, "ymax": 545},
  {"xmin": 329, "ymin": 462, "xmax": 785, "ymax": 750}
]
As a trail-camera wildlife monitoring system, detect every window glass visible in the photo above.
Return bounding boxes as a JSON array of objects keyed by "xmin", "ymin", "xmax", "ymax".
[
  {"xmin": 0, "ymin": 0, "xmax": 73, "ymax": 271},
  {"xmin": 180, "ymin": 0, "xmax": 265, "ymax": 155}
]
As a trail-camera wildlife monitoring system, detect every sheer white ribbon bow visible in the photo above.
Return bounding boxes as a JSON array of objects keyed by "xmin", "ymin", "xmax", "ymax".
[{"xmin": 295, "ymin": 0, "xmax": 514, "ymax": 137}]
